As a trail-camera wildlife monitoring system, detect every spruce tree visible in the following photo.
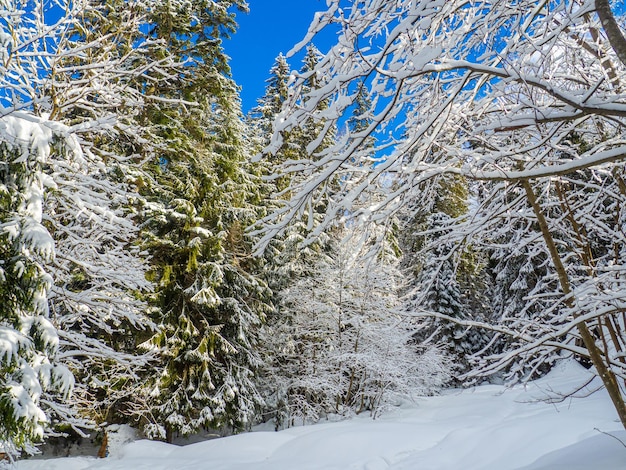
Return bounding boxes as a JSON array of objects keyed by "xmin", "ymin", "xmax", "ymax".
[
  {"xmin": 248, "ymin": 50, "xmax": 346, "ymax": 425},
  {"xmin": 133, "ymin": 0, "xmax": 272, "ymax": 441},
  {"xmin": 0, "ymin": 116, "xmax": 74, "ymax": 455},
  {"xmin": 411, "ymin": 213, "xmax": 467, "ymax": 355},
  {"xmin": 401, "ymin": 173, "xmax": 492, "ymax": 374},
  {"xmin": 248, "ymin": 50, "xmax": 331, "ymax": 294},
  {"xmin": 249, "ymin": 54, "xmax": 291, "ymax": 136},
  {"xmin": 38, "ymin": 0, "xmax": 168, "ymax": 432}
]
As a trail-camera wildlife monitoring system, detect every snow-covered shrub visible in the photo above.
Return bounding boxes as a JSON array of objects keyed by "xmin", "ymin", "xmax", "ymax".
[{"xmin": 260, "ymin": 229, "xmax": 451, "ymax": 428}]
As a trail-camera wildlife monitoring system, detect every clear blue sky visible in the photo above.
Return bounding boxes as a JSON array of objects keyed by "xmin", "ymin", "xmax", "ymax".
[{"xmin": 225, "ymin": 0, "xmax": 333, "ymax": 114}]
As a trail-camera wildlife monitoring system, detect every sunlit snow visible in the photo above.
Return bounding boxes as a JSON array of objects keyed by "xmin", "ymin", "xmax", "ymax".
[{"xmin": 16, "ymin": 360, "xmax": 625, "ymax": 470}]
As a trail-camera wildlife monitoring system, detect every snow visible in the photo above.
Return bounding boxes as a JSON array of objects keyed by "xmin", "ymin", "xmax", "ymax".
[
  {"xmin": 16, "ymin": 360, "xmax": 626, "ymax": 470},
  {"xmin": 0, "ymin": 327, "xmax": 31, "ymax": 364}
]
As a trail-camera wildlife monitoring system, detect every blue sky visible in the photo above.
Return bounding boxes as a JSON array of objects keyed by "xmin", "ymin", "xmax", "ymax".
[{"xmin": 225, "ymin": 0, "xmax": 333, "ymax": 114}]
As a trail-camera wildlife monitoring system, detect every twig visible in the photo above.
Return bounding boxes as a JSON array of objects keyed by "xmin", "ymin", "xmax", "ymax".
[{"xmin": 594, "ymin": 428, "xmax": 626, "ymax": 448}]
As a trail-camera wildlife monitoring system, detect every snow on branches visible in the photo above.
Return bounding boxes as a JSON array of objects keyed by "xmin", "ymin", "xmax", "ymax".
[
  {"xmin": 0, "ymin": 112, "xmax": 75, "ymax": 455},
  {"xmin": 256, "ymin": 0, "xmax": 626, "ymax": 428},
  {"xmin": 260, "ymin": 226, "xmax": 451, "ymax": 427}
]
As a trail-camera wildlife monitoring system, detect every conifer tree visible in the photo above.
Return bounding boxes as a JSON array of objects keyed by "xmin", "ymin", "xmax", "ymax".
[
  {"xmin": 249, "ymin": 50, "xmax": 348, "ymax": 425},
  {"xmin": 347, "ymin": 85, "xmax": 374, "ymax": 136},
  {"xmin": 400, "ymin": 173, "xmax": 491, "ymax": 372},
  {"xmin": 132, "ymin": 0, "xmax": 272, "ymax": 441},
  {"xmin": 247, "ymin": 54, "xmax": 293, "ymax": 199},
  {"xmin": 0, "ymin": 115, "xmax": 74, "ymax": 455},
  {"xmin": 256, "ymin": 0, "xmax": 626, "ymax": 427},
  {"xmin": 248, "ymin": 49, "xmax": 337, "ymax": 291},
  {"xmin": 409, "ymin": 213, "xmax": 469, "ymax": 359},
  {"xmin": 249, "ymin": 54, "xmax": 291, "ymax": 137},
  {"xmin": 37, "ymin": 0, "xmax": 171, "ymax": 431}
]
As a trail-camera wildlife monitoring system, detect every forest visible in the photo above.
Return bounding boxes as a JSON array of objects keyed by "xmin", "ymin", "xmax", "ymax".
[{"xmin": 1, "ymin": 0, "xmax": 626, "ymax": 461}]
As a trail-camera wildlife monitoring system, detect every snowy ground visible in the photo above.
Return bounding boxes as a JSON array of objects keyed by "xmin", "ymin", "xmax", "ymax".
[{"xmin": 16, "ymin": 360, "xmax": 626, "ymax": 470}]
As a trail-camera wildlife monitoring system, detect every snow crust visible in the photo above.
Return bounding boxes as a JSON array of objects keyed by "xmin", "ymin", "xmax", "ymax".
[{"xmin": 16, "ymin": 360, "xmax": 626, "ymax": 469}]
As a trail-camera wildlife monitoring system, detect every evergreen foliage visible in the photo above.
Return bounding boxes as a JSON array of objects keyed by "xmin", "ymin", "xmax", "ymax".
[
  {"xmin": 40, "ymin": 0, "xmax": 162, "ymax": 430},
  {"xmin": 0, "ymin": 115, "xmax": 74, "ymax": 454},
  {"xmin": 131, "ymin": 0, "xmax": 272, "ymax": 442},
  {"xmin": 10, "ymin": 0, "xmax": 626, "ymax": 454},
  {"xmin": 248, "ymin": 49, "xmax": 338, "ymax": 292}
]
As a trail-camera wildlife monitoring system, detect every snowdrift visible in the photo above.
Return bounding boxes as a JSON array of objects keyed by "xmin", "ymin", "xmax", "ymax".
[{"xmin": 16, "ymin": 360, "xmax": 626, "ymax": 470}]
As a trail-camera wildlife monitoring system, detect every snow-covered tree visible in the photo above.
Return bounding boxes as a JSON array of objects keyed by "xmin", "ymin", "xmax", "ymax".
[
  {"xmin": 0, "ymin": 0, "xmax": 169, "ymax": 449},
  {"xmin": 37, "ymin": 0, "xmax": 173, "ymax": 430},
  {"xmin": 255, "ymin": 0, "xmax": 626, "ymax": 428},
  {"xmin": 260, "ymin": 226, "xmax": 450, "ymax": 427},
  {"xmin": 398, "ymin": 169, "xmax": 491, "ymax": 376},
  {"xmin": 247, "ymin": 54, "xmax": 295, "ymax": 203},
  {"xmin": 0, "ymin": 114, "xmax": 75, "ymax": 456},
  {"xmin": 247, "ymin": 50, "xmax": 335, "ymax": 304},
  {"xmin": 1, "ymin": 0, "xmax": 275, "ymax": 447},
  {"xmin": 249, "ymin": 54, "xmax": 292, "ymax": 139},
  {"xmin": 0, "ymin": 0, "xmax": 193, "ymax": 441},
  {"xmin": 411, "ymin": 214, "xmax": 464, "ymax": 343},
  {"xmin": 43, "ymin": 157, "xmax": 155, "ymax": 428},
  {"xmin": 481, "ymin": 183, "xmax": 562, "ymax": 381},
  {"xmin": 129, "ymin": 0, "xmax": 273, "ymax": 442}
]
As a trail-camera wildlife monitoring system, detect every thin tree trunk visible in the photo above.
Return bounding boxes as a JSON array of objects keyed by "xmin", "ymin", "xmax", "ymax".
[
  {"xmin": 596, "ymin": 0, "xmax": 626, "ymax": 67},
  {"xmin": 553, "ymin": 181, "xmax": 625, "ymax": 369},
  {"xmin": 522, "ymin": 180, "xmax": 626, "ymax": 430}
]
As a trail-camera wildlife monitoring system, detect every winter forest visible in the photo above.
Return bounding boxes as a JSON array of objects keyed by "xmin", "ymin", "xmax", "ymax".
[{"xmin": 1, "ymin": 0, "xmax": 626, "ymax": 464}]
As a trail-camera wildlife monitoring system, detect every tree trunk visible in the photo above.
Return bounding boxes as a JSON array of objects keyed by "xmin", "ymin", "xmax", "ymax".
[
  {"xmin": 522, "ymin": 180, "xmax": 626, "ymax": 430},
  {"xmin": 97, "ymin": 432, "xmax": 108, "ymax": 458},
  {"xmin": 596, "ymin": 0, "xmax": 626, "ymax": 67}
]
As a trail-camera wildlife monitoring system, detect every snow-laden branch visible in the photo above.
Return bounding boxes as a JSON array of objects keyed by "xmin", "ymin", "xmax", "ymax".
[
  {"xmin": 253, "ymin": 0, "xmax": 626, "ymax": 426},
  {"xmin": 256, "ymin": 0, "xmax": 626, "ymax": 248}
]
